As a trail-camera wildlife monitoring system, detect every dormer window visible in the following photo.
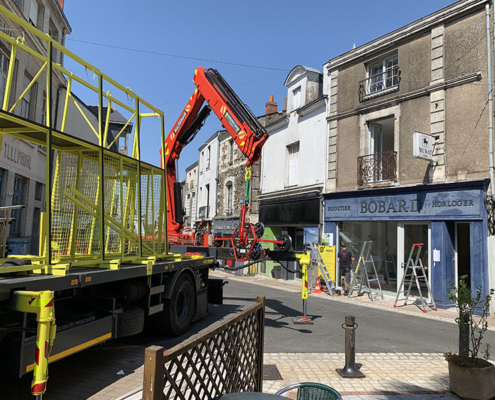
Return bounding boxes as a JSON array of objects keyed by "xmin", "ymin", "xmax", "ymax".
[
  {"xmin": 292, "ymin": 87, "xmax": 301, "ymax": 111},
  {"xmin": 360, "ymin": 53, "xmax": 400, "ymax": 101}
]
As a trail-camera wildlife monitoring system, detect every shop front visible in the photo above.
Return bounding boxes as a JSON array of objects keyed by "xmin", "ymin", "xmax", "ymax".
[{"xmin": 323, "ymin": 180, "xmax": 489, "ymax": 308}]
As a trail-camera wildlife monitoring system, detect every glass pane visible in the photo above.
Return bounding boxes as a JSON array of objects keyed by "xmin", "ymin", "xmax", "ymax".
[
  {"xmin": 339, "ymin": 221, "xmax": 398, "ymax": 294},
  {"xmin": 403, "ymin": 224, "xmax": 429, "ymax": 298}
]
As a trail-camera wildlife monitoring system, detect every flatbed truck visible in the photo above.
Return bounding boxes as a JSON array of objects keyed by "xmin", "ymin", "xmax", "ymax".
[{"xmin": 0, "ymin": 5, "xmax": 219, "ymax": 397}]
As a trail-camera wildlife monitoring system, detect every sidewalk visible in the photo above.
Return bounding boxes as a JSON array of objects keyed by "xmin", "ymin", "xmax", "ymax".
[{"xmin": 207, "ymin": 270, "xmax": 484, "ymax": 399}]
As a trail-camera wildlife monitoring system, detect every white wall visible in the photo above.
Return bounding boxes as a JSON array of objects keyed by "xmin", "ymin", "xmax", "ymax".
[
  {"xmin": 196, "ymin": 134, "xmax": 219, "ymax": 220},
  {"xmin": 261, "ymin": 105, "xmax": 327, "ymax": 194}
]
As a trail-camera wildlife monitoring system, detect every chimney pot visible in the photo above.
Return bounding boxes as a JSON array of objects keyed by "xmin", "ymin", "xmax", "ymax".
[{"xmin": 265, "ymin": 95, "xmax": 278, "ymax": 115}]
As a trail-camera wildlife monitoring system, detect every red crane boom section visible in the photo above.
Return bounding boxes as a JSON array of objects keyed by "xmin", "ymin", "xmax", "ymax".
[{"xmin": 164, "ymin": 67, "xmax": 268, "ymax": 237}]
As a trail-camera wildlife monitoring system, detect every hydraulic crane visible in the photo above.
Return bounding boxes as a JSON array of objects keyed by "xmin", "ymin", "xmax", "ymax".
[{"xmin": 164, "ymin": 67, "xmax": 290, "ymax": 261}]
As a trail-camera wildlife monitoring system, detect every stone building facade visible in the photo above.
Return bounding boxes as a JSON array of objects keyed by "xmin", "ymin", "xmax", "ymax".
[
  {"xmin": 322, "ymin": 0, "xmax": 495, "ymax": 310},
  {"xmin": 0, "ymin": 0, "xmax": 70, "ymax": 254}
]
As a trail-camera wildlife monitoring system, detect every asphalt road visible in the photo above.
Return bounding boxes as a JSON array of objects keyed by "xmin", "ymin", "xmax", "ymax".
[{"xmin": 133, "ymin": 278, "xmax": 495, "ymax": 354}]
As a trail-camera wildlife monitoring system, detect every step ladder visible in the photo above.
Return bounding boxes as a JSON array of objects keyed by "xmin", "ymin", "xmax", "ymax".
[
  {"xmin": 348, "ymin": 240, "xmax": 384, "ymax": 301},
  {"xmin": 309, "ymin": 242, "xmax": 335, "ymax": 295},
  {"xmin": 394, "ymin": 243, "xmax": 437, "ymax": 313}
]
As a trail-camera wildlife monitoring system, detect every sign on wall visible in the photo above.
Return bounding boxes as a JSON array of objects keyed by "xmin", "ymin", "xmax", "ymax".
[
  {"xmin": 318, "ymin": 245, "xmax": 336, "ymax": 282},
  {"xmin": 413, "ymin": 131, "xmax": 434, "ymax": 161}
]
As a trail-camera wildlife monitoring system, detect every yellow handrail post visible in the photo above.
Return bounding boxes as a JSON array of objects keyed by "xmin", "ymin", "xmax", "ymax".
[{"xmin": 9, "ymin": 290, "xmax": 56, "ymax": 397}]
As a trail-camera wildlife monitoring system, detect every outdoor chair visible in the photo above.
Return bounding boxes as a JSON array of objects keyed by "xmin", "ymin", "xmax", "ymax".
[{"xmin": 275, "ymin": 382, "xmax": 343, "ymax": 400}]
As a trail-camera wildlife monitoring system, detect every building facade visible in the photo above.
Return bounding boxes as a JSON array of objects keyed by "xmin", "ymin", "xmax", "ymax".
[
  {"xmin": 184, "ymin": 161, "xmax": 198, "ymax": 230},
  {"xmin": 323, "ymin": 0, "xmax": 494, "ymax": 309},
  {"xmin": 196, "ymin": 131, "xmax": 219, "ymax": 236},
  {"xmin": 0, "ymin": 0, "xmax": 70, "ymax": 254},
  {"xmin": 259, "ymin": 66, "xmax": 328, "ymax": 279}
]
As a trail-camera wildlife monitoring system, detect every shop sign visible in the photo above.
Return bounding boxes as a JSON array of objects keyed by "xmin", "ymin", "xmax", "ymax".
[
  {"xmin": 324, "ymin": 188, "xmax": 482, "ymax": 221},
  {"xmin": 413, "ymin": 132, "xmax": 434, "ymax": 161},
  {"xmin": 318, "ymin": 245, "xmax": 336, "ymax": 282},
  {"xmin": 3, "ymin": 143, "xmax": 31, "ymax": 169}
]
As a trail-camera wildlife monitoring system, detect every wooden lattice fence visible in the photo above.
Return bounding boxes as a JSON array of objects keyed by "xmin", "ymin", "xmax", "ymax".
[{"xmin": 143, "ymin": 297, "xmax": 266, "ymax": 400}]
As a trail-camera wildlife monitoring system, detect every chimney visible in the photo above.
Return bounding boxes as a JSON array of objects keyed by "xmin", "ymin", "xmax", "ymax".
[
  {"xmin": 265, "ymin": 95, "xmax": 277, "ymax": 115},
  {"xmin": 58, "ymin": 0, "xmax": 64, "ymax": 9}
]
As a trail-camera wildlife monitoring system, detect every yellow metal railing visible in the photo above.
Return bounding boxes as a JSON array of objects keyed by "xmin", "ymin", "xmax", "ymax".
[{"xmin": 0, "ymin": 4, "xmax": 171, "ymax": 273}]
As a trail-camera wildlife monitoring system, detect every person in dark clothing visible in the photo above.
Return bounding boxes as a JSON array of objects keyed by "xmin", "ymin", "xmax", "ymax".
[{"xmin": 337, "ymin": 242, "xmax": 354, "ymax": 295}]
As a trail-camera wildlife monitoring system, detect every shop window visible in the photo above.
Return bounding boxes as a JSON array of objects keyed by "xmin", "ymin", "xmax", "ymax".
[
  {"xmin": 286, "ymin": 142, "xmax": 299, "ymax": 187},
  {"xmin": 10, "ymin": 174, "xmax": 28, "ymax": 237},
  {"xmin": 339, "ymin": 221, "xmax": 398, "ymax": 294}
]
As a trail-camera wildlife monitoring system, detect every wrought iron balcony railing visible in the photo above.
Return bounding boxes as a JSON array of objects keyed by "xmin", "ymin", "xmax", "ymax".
[
  {"xmin": 359, "ymin": 66, "xmax": 400, "ymax": 102},
  {"xmin": 357, "ymin": 151, "xmax": 398, "ymax": 187},
  {"xmin": 198, "ymin": 206, "xmax": 209, "ymax": 219}
]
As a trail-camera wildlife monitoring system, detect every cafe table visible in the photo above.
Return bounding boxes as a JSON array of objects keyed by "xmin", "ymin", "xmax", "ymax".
[{"xmin": 213, "ymin": 392, "xmax": 281, "ymax": 399}]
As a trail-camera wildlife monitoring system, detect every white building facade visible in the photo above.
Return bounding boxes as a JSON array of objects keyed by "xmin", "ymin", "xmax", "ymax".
[
  {"xmin": 196, "ymin": 131, "xmax": 219, "ymax": 228},
  {"xmin": 259, "ymin": 66, "xmax": 328, "ymax": 279},
  {"xmin": 184, "ymin": 161, "xmax": 198, "ymax": 229}
]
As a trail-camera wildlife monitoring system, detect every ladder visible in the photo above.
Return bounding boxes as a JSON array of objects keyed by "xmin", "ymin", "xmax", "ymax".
[
  {"xmin": 394, "ymin": 243, "xmax": 437, "ymax": 313},
  {"xmin": 309, "ymin": 242, "xmax": 335, "ymax": 295},
  {"xmin": 348, "ymin": 240, "xmax": 384, "ymax": 301}
]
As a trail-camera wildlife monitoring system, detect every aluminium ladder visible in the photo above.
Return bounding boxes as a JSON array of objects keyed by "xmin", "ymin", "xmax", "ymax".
[
  {"xmin": 309, "ymin": 242, "xmax": 335, "ymax": 295},
  {"xmin": 348, "ymin": 240, "xmax": 384, "ymax": 301},
  {"xmin": 394, "ymin": 243, "xmax": 437, "ymax": 313}
]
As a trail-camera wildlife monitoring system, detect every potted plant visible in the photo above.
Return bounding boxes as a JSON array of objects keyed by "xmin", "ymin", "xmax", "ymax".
[{"xmin": 445, "ymin": 276, "xmax": 495, "ymax": 400}]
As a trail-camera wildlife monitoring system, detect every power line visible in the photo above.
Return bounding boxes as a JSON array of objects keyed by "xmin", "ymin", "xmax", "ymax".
[{"xmin": 66, "ymin": 38, "xmax": 291, "ymax": 72}]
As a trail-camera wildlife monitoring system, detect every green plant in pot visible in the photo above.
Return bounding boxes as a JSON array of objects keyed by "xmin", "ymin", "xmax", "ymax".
[{"xmin": 444, "ymin": 276, "xmax": 495, "ymax": 400}]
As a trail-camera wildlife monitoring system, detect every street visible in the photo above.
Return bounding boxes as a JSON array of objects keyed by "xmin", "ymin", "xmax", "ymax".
[{"xmin": 3, "ymin": 277, "xmax": 492, "ymax": 399}]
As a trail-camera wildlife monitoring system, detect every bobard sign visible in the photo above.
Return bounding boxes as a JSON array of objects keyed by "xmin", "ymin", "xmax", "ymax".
[{"xmin": 324, "ymin": 188, "xmax": 482, "ymax": 221}]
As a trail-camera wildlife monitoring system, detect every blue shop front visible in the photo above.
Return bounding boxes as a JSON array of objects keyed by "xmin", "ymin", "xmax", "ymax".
[{"xmin": 323, "ymin": 180, "xmax": 489, "ymax": 308}]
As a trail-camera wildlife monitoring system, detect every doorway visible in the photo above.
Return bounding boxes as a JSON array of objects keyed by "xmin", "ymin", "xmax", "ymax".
[
  {"xmin": 455, "ymin": 223, "xmax": 471, "ymax": 289},
  {"xmin": 400, "ymin": 223, "xmax": 430, "ymax": 299}
]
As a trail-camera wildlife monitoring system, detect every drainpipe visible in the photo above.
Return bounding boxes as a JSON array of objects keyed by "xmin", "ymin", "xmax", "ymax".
[{"xmin": 488, "ymin": 3, "xmax": 495, "ymax": 200}]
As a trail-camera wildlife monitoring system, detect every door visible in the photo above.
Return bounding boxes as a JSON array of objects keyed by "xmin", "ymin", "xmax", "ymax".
[
  {"xmin": 455, "ymin": 223, "xmax": 471, "ymax": 289},
  {"xmin": 399, "ymin": 223, "xmax": 430, "ymax": 299}
]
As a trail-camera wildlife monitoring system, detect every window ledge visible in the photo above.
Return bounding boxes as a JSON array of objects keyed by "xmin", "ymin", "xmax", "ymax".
[{"xmin": 361, "ymin": 85, "xmax": 399, "ymax": 101}]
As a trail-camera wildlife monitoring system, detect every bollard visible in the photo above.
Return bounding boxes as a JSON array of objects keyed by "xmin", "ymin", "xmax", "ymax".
[
  {"xmin": 336, "ymin": 315, "xmax": 365, "ymax": 378},
  {"xmin": 457, "ymin": 312, "xmax": 470, "ymax": 357}
]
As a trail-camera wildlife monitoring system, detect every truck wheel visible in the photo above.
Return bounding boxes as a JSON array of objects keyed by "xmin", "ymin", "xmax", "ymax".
[
  {"xmin": 158, "ymin": 273, "xmax": 196, "ymax": 336},
  {"xmin": 116, "ymin": 306, "xmax": 145, "ymax": 338}
]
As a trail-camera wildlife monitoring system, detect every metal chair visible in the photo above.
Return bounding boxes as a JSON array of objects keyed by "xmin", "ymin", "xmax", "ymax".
[{"xmin": 275, "ymin": 382, "xmax": 343, "ymax": 400}]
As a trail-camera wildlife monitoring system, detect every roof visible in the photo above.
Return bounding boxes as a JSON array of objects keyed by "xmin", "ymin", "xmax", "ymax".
[
  {"xmin": 284, "ymin": 65, "xmax": 322, "ymax": 86},
  {"xmin": 86, "ymin": 106, "xmax": 131, "ymax": 126},
  {"xmin": 185, "ymin": 161, "xmax": 198, "ymax": 172}
]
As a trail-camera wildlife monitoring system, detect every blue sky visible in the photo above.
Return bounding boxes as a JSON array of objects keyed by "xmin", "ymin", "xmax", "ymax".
[{"xmin": 62, "ymin": 0, "xmax": 455, "ymax": 180}]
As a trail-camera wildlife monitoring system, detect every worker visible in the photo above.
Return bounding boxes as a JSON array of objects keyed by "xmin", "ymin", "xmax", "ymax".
[{"xmin": 337, "ymin": 242, "xmax": 354, "ymax": 295}]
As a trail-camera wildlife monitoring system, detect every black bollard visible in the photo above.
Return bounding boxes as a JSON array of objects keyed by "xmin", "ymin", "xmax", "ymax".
[
  {"xmin": 458, "ymin": 312, "xmax": 470, "ymax": 357},
  {"xmin": 336, "ymin": 315, "xmax": 365, "ymax": 378}
]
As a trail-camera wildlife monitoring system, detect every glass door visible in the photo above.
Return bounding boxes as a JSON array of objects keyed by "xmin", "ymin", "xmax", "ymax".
[{"xmin": 399, "ymin": 223, "xmax": 430, "ymax": 299}]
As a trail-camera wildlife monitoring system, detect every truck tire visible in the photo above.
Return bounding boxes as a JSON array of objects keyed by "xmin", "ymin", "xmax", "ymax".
[
  {"xmin": 158, "ymin": 273, "xmax": 196, "ymax": 336},
  {"xmin": 116, "ymin": 306, "xmax": 145, "ymax": 338}
]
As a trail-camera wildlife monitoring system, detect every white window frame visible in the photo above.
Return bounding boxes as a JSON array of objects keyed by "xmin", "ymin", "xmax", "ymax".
[
  {"xmin": 292, "ymin": 86, "xmax": 301, "ymax": 111},
  {"xmin": 0, "ymin": 52, "xmax": 9, "ymax": 107},
  {"xmin": 366, "ymin": 54, "xmax": 399, "ymax": 95},
  {"xmin": 286, "ymin": 141, "xmax": 300, "ymax": 187},
  {"xmin": 206, "ymin": 145, "xmax": 210, "ymax": 170}
]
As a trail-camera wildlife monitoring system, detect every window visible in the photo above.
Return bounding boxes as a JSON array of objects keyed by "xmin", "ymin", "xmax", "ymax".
[
  {"xmin": 0, "ymin": 168, "xmax": 5, "ymax": 205},
  {"xmin": 13, "ymin": 0, "xmax": 23, "ymax": 12},
  {"xmin": 20, "ymin": 73, "xmax": 32, "ymax": 119},
  {"xmin": 35, "ymin": 181, "xmax": 43, "ymax": 201},
  {"xmin": 206, "ymin": 145, "xmax": 210, "ymax": 169},
  {"xmin": 286, "ymin": 142, "xmax": 299, "ymax": 187},
  {"xmin": 226, "ymin": 182, "xmax": 233, "ymax": 215},
  {"xmin": 10, "ymin": 175, "xmax": 28, "ymax": 237},
  {"xmin": 229, "ymin": 139, "xmax": 234, "ymax": 165},
  {"xmin": 48, "ymin": 21, "xmax": 59, "ymax": 63},
  {"xmin": 119, "ymin": 136, "xmax": 126, "ymax": 150},
  {"xmin": 292, "ymin": 87, "xmax": 301, "ymax": 110},
  {"xmin": 366, "ymin": 54, "xmax": 399, "ymax": 96},
  {"xmin": 40, "ymin": 91, "xmax": 46, "ymax": 125},
  {"xmin": 29, "ymin": 0, "xmax": 38, "ymax": 27},
  {"xmin": 200, "ymin": 151, "xmax": 204, "ymax": 173},
  {"xmin": 0, "ymin": 52, "xmax": 9, "ymax": 107}
]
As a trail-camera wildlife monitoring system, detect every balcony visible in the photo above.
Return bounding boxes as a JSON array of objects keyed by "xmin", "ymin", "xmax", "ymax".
[
  {"xmin": 198, "ymin": 206, "xmax": 209, "ymax": 219},
  {"xmin": 359, "ymin": 66, "xmax": 400, "ymax": 102},
  {"xmin": 357, "ymin": 151, "xmax": 397, "ymax": 187},
  {"xmin": 187, "ymin": 181, "xmax": 195, "ymax": 192}
]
